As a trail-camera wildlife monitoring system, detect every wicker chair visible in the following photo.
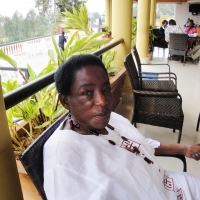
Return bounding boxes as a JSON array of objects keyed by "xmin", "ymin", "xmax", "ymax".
[
  {"xmin": 152, "ymin": 28, "xmax": 168, "ymax": 50},
  {"xmin": 19, "ymin": 113, "xmax": 68, "ymax": 200},
  {"xmin": 131, "ymin": 47, "xmax": 178, "ymax": 92},
  {"xmin": 124, "ymin": 53, "xmax": 184, "ymax": 143},
  {"xmin": 19, "ymin": 111, "xmax": 187, "ymax": 199},
  {"xmin": 169, "ymin": 33, "xmax": 188, "ymax": 66},
  {"xmin": 197, "ymin": 113, "xmax": 200, "ymax": 132},
  {"xmin": 132, "ymin": 45, "xmax": 172, "ymax": 73}
]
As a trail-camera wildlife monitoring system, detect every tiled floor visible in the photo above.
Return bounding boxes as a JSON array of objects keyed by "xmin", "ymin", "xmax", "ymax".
[{"xmin": 115, "ymin": 47, "xmax": 200, "ymax": 177}]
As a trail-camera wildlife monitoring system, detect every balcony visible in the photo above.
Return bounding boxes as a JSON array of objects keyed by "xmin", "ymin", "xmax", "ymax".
[
  {"xmin": 13, "ymin": 47, "xmax": 200, "ymax": 199},
  {"xmin": 115, "ymin": 47, "xmax": 200, "ymax": 176}
]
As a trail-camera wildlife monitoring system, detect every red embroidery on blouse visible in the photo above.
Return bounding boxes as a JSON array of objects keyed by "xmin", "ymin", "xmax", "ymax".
[
  {"xmin": 163, "ymin": 174, "xmax": 175, "ymax": 191},
  {"xmin": 177, "ymin": 188, "xmax": 183, "ymax": 200},
  {"xmin": 120, "ymin": 138, "xmax": 141, "ymax": 151}
]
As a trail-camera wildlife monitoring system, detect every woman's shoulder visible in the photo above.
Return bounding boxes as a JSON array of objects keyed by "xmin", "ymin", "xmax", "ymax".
[
  {"xmin": 110, "ymin": 112, "xmax": 131, "ymax": 125},
  {"xmin": 192, "ymin": 26, "xmax": 197, "ymax": 31}
]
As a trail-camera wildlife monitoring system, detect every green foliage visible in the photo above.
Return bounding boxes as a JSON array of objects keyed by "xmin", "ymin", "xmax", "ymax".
[
  {"xmin": 101, "ymin": 24, "xmax": 111, "ymax": 34},
  {"xmin": 0, "ymin": 50, "xmax": 28, "ymax": 82},
  {"xmin": 60, "ymin": 4, "xmax": 91, "ymax": 35},
  {"xmin": 1, "ymin": 80, "xmax": 19, "ymax": 94},
  {"xmin": 56, "ymin": 0, "xmax": 82, "ymax": 13},
  {"xmin": 0, "ymin": 10, "xmax": 55, "ymax": 43},
  {"xmin": 102, "ymin": 51, "xmax": 119, "ymax": 74},
  {"xmin": 35, "ymin": 0, "xmax": 53, "ymax": 16},
  {"xmin": 0, "ymin": 3, "xmax": 116, "ymax": 156},
  {"xmin": 1, "ymin": 55, "xmax": 65, "ymax": 154},
  {"xmin": 49, "ymin": 31, "xmax": 111, "ymax": 67},
  {"xmin": 35, "ymin": 0, "xmax": 82, "ymax": 16},
  {"xmin": 132, "ymin": 18, "xmax": 137, "ymax": 46}
]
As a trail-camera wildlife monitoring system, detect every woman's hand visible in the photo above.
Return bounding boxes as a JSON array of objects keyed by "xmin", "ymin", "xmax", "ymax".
[
  {"xmin": 185, "ymin": 144, "xmax": 200, "ymax": 160},
  {"xmin": 155, "ymin": 143, "xmax": 200, "ymax": 161}
]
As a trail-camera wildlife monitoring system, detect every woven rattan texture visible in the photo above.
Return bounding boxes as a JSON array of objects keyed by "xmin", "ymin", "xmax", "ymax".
[
  {"xmin": 19, "ymin": 113, "xmax": 68, "ymax": 200},
  {"xmin": 136, "ymin": 97, "xmax": 184, "ymax": 129},
  {"xmin": 169, "ymin": 33, "xmax": 188, "ymax": 59},
  {"xmin": 125, "ymin": 52, "xmax": 177, "ymax": 92},
  {"xmin": 124, "ymin": 53, "xmax": 141, "ymax": 90},
  {"xmin": 124, "ymin": 53, "xmax": 184, "ymax": 143},
  {"xmin": 142, "ymin": 80, "xmax": 176, "ymax": 92}
]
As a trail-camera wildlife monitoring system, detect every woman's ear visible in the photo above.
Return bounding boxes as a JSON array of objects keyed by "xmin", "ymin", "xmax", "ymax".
[{"xmin": 59, "ymin": 94, "xmax": 70, "ymax": 110}]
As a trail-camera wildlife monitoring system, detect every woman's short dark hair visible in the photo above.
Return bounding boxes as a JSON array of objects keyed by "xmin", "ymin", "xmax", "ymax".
[
  {"xmin": 162, "ymin": 20, "xmax": 168, "ymax": 25},
  {"xmin": 169, "ymin": 19, "xmax": 176, "ymax": 25},
  {"xmin": 189, "ymin": 19, "xmax": 194, "ymax": 26},
  {"xmin": 54, "ymin": 54, "xmax": 108, "ymax": 95}
]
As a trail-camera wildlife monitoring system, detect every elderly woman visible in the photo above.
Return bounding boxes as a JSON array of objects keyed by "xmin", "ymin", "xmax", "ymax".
[{"xmin": 44, "ymin": 54, "xmax": 200, "ymax": 200}]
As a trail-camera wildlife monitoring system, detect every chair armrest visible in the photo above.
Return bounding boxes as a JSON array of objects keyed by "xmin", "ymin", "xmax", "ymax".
[
  {"xmin": 141, "ymin": 63, "xmax": 170, "ymax": 67},
  {"xmin": 141, "ymin": 63, "xmax": 171, "ymax": 73},
  {"xmin": 156, "ymin": 154, "xmax": 187, "ymax": 172},
  {"xmin": 139, "ymin": 75, "xmax": 177, "ymax": 81},
  {"xmin": 133, "ymin": 90, "xmax": 182, "ymax": 101},
  {"xmin": 139, "ymin": 76, "xmax": 177, "ymax": 88},
  {"xmin": 141, "ymin": 72, "xmax": 177, "ymax": 79}
]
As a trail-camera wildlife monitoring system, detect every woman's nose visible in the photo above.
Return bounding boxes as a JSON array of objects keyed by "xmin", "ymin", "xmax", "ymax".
[{"xmin": 94, "ymin": 92, "xmax": 108, "ymax": 106}]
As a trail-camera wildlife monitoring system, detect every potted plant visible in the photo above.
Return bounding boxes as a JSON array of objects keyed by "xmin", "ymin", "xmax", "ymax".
[
  {"xmin": 0, "ymin": 4, "xmax": 125, "ymax": 157},
  {"xmin": 101, "ymin": 23, "xmax": 112, "ymax": 38}
]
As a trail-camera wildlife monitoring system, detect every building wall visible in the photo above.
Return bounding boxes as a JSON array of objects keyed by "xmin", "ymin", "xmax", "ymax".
[{"xmin": 175, "ymin": 3, "xmax": 200, "ymax": 29}]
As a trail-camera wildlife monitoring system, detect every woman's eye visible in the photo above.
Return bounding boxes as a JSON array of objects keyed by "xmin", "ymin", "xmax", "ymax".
[
  {"xmin": 82, "ymin": 90, "xmax": 92, "ymax": 96},
  {"xmin": 104, "ymin": 87, "xmax": 111, "ymax": 92}
]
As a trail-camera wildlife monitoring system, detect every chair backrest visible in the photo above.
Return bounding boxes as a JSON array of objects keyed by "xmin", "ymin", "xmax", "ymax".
[
  {"xmin": 131, "ymin": 46, "xmax": 142, "ymax": 74},
  {"xmin": 152, "ymin": 28, "xmax": 160, "ymax": 37},
  {"xmin": 169, "ymin": 33, "xmax": 188, "ymax": 50},
  {"xmin": 19, "ymin": 112, "xmax": 68, "ymax": 200},
  {"xmin": 124, "ymin": 53, "xmax": 140, "ymax": 90}
]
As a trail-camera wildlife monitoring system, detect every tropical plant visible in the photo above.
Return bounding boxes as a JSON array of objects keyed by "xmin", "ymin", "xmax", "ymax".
[
  {"xmin": 102, "ymin": 51, "xmax": 119, "ymax": 75},
  {"xmin": 101, "ymin": 23, "xmax": 111, "ymax": 35},
  {"xmin": 0, "ymin": 49, "xmax": 65, "ymax": 155},
  {"xmin": 132, "ymin": 18, "xmax": 137, "ymax": 46},
  {"xmin": 59, "ymin": 4, "xmax": 91, "ymax": 35},
  {"xmin": 49, "ymin": 31, "xmax": 110, "ymax": 66},
  {"xmin": 0, "ymin": 4, "xmax": 118, "ymax": 156}
]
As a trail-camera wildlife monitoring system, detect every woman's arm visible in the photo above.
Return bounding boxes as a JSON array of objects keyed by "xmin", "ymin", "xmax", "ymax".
[
  {"xmin": 183, "ymin": 27, "xmax": 188, "ymax": 33},
  {"xmin": 155, "ymin": 142, "xmax": 200, "ymax": 161}
]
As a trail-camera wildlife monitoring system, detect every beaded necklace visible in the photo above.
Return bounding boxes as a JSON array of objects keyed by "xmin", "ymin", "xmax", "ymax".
[{"xmin": 68, "ymin": 113, "xmax": 153, "ymax": 165}]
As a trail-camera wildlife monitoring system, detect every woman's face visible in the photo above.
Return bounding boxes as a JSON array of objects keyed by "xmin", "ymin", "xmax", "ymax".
[
  {"xmin": 164, "ymin": 22, "xmax": 168, "ymax": 28},
  {"xmin": 188, "ymin": 22, "xmax": 193, "ymax": 28},
  {"xmin": 60, "ymin": 65, "xmax": 113, "ymax": 131}
]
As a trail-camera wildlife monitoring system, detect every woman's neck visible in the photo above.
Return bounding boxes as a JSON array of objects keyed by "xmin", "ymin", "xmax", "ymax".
[{"xmin": 62, "ymin": 117, "xmax": 108, "ymax": 135}]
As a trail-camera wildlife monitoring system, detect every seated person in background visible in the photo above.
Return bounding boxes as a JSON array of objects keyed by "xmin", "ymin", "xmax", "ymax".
[
  {"xmin": 153, "ymin": 20, "xmax": 168, "ymax": 48},
  {"xmin": 165, "ymin": 19, "xmax": 183, "ymax": 43},
  {"xmin": 184, "ymin": 19, "xmax": 196, "ymax": 34},
  {"xmin": 184, "ymin": 18, "xmax": 190, "ymax": 27},
  {"xmin": 158, "ymin": 20, "xmax": 168, "ymax": 37},
  {"xmin": 44, "ymin": 54, "xmax": 200, "ymax": 200},
  {"xmin": 184, "ymin": 19, "xmax": 197, "ymax": 50}
]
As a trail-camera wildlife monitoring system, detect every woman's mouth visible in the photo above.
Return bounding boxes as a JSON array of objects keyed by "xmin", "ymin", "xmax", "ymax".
[{"xmin": 95, "ymin": 112, "xmax": 110, "ymax": 119}]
